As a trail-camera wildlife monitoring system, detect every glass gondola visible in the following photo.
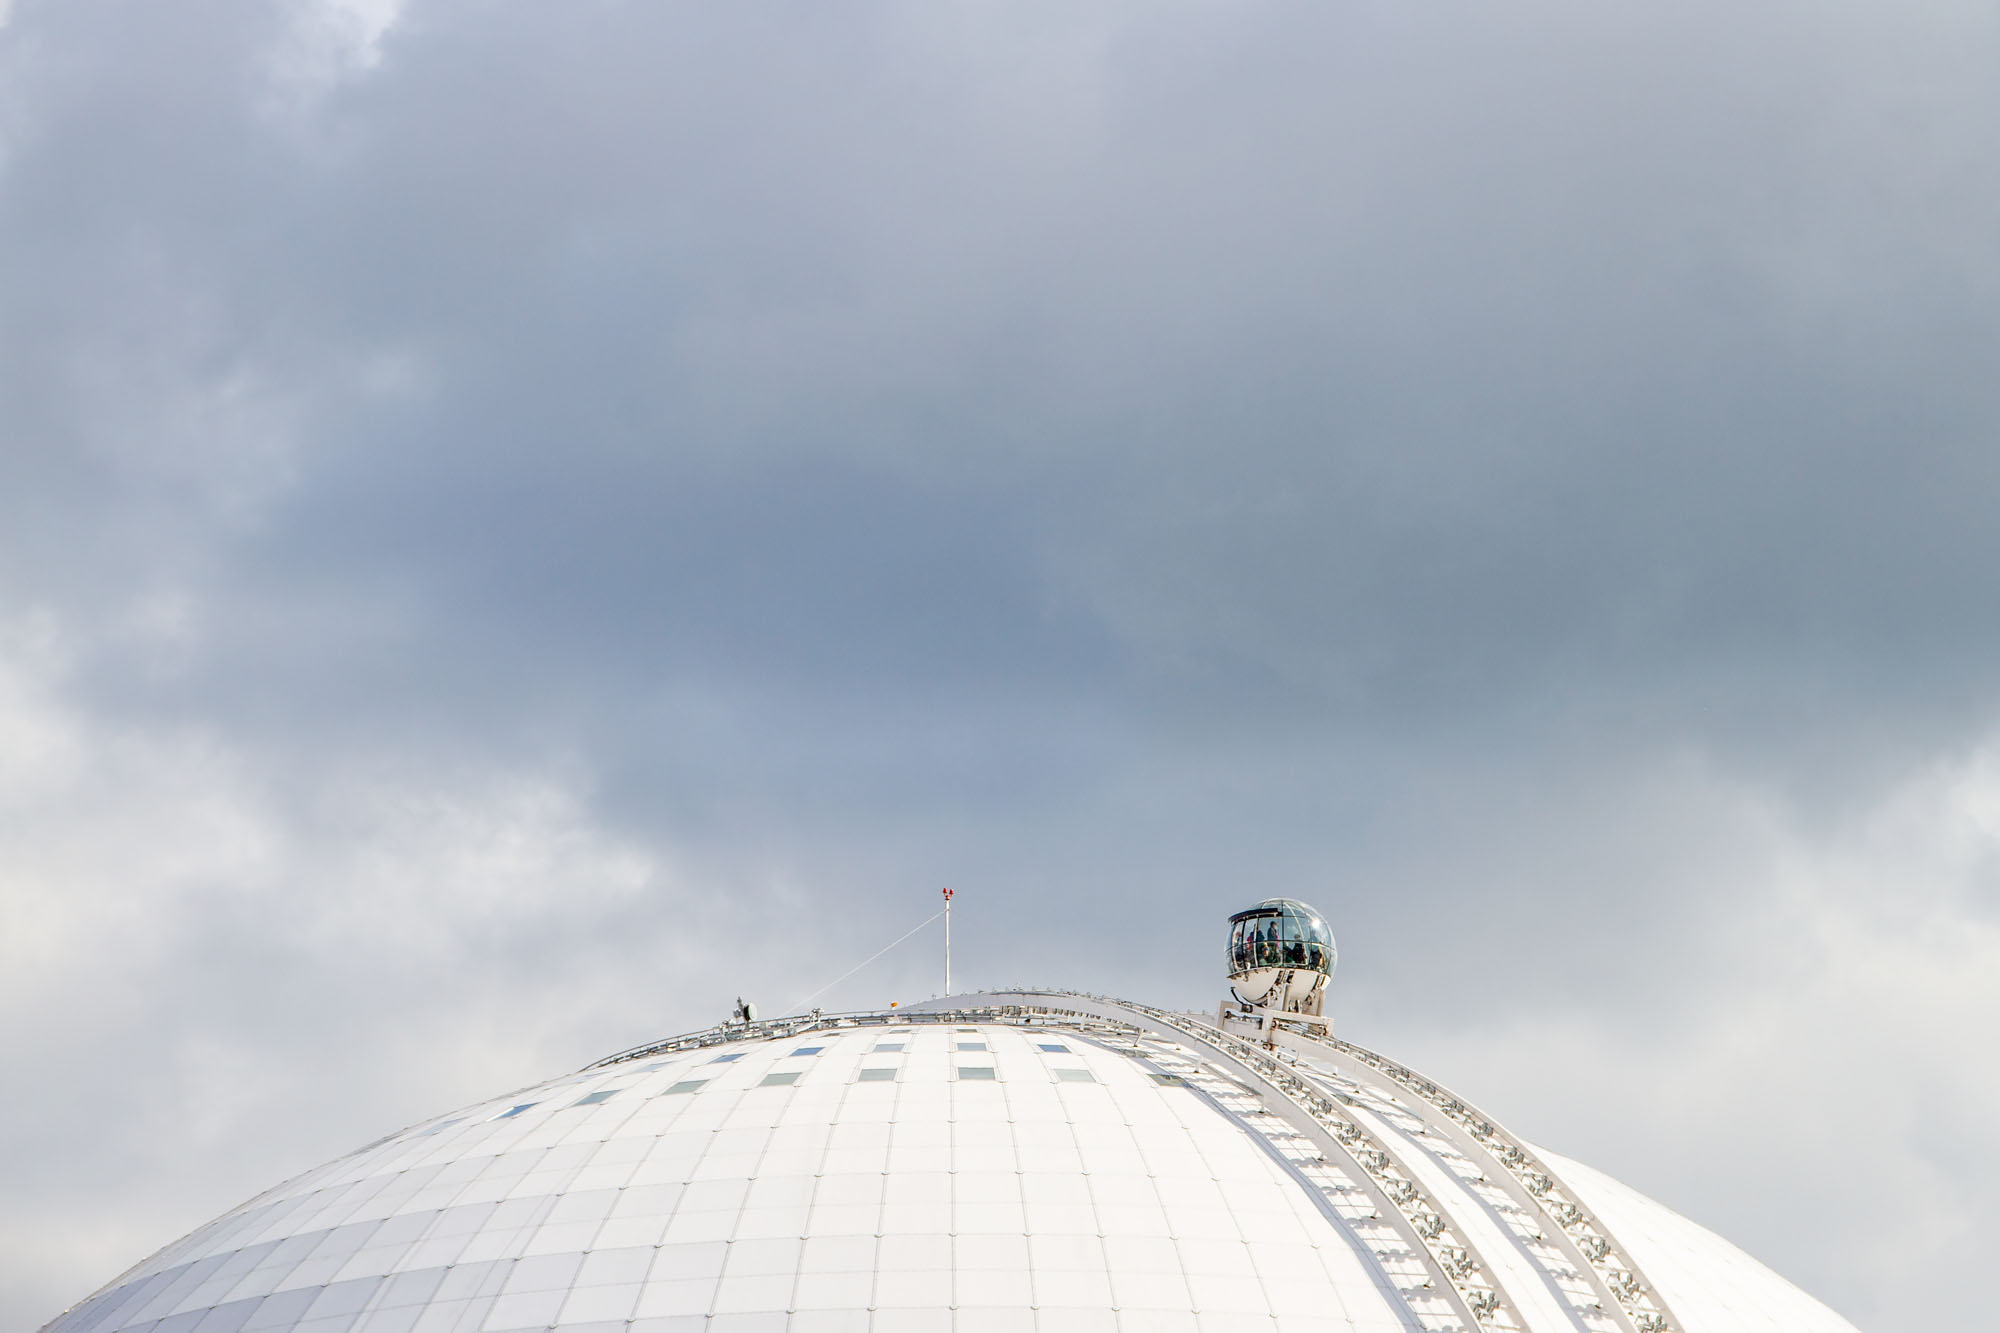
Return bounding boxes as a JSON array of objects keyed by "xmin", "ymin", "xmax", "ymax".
[{"xmin": 1225, "ymin": 897, "xmax": 1336, "ymax": 1018}]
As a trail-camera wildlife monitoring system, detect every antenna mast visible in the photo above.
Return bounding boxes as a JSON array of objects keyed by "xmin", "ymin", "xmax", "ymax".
[{"xmin": 942, "ymin": 887, "xmax": 953, "ymax": 994}]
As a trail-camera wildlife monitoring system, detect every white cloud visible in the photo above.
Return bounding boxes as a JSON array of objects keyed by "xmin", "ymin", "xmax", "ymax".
[
  {"xmin": 0, "ymin": 617, "xmax": 700, "ymax": 1327},
  {"xmin": 264, "ymin": 0, "xmax": 407, "ymax": 102},
  {"xmin": 1391, "ymin": 744, "xmax": 2000, "ymax": 1332}
]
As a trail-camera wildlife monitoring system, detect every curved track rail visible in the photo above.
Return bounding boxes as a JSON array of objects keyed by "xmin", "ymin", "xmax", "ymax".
[
  {"xmin": 589, "ymin": 989, "xmax": 1681, "ymax": 1333},
  {"xmin": 1309, "ymin": 1027, "xmax": 1679, "ymax": 1333}
]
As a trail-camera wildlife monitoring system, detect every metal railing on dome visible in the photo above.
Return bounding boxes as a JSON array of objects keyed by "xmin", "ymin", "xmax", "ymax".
[
  {"xmin": 1003, "ymin": 988, "xmax": 1680, "ymax": 1333},
  {"xmin": 1306, "ymin": 1029, "xmax": 1679, "ymax": 1333},
  {"xmin": 585, "ymin": 1006, "xmax": 969, "ymax": 1069},
  {"xmin": 581, "ymin": 988, "xmax": 1679, "ymax": 1333}
]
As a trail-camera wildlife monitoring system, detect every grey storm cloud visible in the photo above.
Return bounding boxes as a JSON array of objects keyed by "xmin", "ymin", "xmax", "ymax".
[{"xmin": 4, "ymin": 2, "xmax": 1999, "ymax": 1332}]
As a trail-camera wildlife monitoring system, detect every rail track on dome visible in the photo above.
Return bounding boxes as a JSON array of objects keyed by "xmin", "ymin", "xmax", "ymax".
[
  {"xmin": 974, "ymin": 993, "xmax": 1522, "ymax": 1333},
  {"xmin": 582, "ymin": 989, "xmax": 1677, "ymax": 1333},
  {"xmin": 585, "ymin": 996, "xmax": 1502, "ymax": 1331},
  {"xmin": 1111, "ymin": 1044, "xmax": 1469, "ymax": 1325},
  {"xmin": 583, "ymin": 1005, "xmax": 979, "ymax": 1068},
  {"xmin": 993, "ymin": 990, "xmax": 1680, "ymax": 1333},
  {"xmin": 1311, "ymin": 1026, "xmax": 1679, "ymax": 1333}
]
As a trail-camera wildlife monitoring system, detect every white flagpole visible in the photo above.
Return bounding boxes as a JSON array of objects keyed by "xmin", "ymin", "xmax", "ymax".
[{"xmin": 943, "ymin": 887, "xmax": 953, "ymax": 995}]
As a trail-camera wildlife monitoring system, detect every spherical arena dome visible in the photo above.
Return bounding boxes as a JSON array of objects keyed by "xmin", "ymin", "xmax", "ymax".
[{"xmin": 41, "ymin": 983, "xmax": 1861, "ymax": 1333}]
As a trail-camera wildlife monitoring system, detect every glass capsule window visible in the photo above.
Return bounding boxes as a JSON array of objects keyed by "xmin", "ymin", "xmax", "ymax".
[{"xmin": 1227, "ymin": 900, "xmax": 1333, "ymax": 976}]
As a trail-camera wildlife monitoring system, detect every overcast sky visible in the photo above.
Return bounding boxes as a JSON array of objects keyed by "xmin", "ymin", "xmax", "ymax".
[{"xmin": 5, "ymin": 2, "xmax": 1998, "ymax": 1329}]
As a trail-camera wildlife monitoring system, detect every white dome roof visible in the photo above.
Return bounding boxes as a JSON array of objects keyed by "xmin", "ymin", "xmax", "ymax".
[{"xmin": 41, "ymin": 993, "xmax": 1859, "ymax": 1333}]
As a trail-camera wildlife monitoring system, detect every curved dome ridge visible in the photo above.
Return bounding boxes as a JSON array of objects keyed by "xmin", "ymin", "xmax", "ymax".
[{"xmin": 42, "ymin": 992, "xmax": 1861, "ymax": 1333}]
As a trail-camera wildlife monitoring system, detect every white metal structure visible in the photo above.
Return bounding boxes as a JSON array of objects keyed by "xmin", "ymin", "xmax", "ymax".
[{"xmin": 41, "ymin": 930, "xmax": 1861, "ymax": 1333}]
